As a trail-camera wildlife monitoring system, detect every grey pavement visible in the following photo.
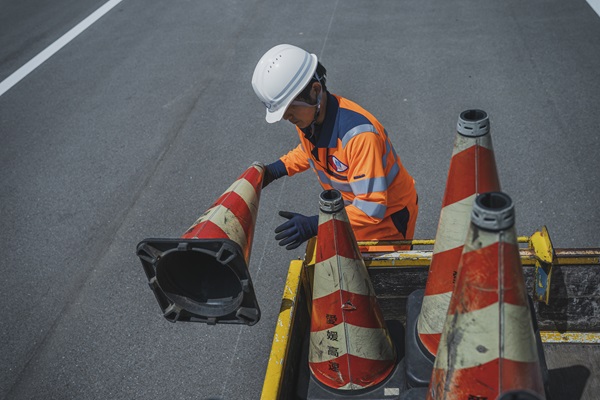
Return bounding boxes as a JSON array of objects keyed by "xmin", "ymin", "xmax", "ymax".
[{"xmin": 1, "ymin": 0, "xmax": 599, "ymax": 399}]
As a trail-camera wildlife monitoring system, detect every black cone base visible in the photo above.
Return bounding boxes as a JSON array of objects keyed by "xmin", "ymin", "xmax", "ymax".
[{"xmin": 136, "ymin": 238, "xmax": 260, "ymax": 325}]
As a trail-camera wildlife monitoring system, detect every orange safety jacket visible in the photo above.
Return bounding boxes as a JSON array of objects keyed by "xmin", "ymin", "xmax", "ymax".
[{"xmin": 279, "ymin": 92, "xmax": 418, "ymax": 243}]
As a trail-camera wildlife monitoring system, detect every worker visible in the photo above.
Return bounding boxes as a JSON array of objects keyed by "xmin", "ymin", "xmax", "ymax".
[{"xmin": 252, "ymin": 44, "xmax": 418, "ymax": 251}]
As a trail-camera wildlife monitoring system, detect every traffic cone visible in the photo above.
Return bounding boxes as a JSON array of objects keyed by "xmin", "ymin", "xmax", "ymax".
[
  {"xmin": 405, "ymin": 109, "xmax": 500, "ymax": 387},
  {"xmin": 136, "ymin": 162, "xmax": 264, "ymax": 325},
  {"xmin": 304, "ymin": 189, "xmax": 405, "ymax": 398},
  {"xmin": 427, "ymin": 192, "xmax": 546, "ymax": 399}
]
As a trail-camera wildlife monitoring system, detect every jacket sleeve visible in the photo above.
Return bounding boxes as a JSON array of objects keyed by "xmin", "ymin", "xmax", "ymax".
[
  {"xmin": 279, "ymin": 143, "xmax": 311, "ymax": 177},
  {"xmin": 343, "ymin": 132, "xmax": 389, "ymax": 228}
]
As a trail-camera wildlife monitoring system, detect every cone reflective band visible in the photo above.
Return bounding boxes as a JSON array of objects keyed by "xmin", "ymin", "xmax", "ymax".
[
  {"xmin": 309, "ymin": 189, "xmax": 396, "ymax": 390},
  {"xmin": 427, "ymin": 192, "xmax": 546, "ymax": 400},
  {"xmin": 417, "ymin": 109, "xmax": 500, "ymax": 356},
  {"xmin": 136, "ymin": 162, "xmax": 264, "ymax": 325}
]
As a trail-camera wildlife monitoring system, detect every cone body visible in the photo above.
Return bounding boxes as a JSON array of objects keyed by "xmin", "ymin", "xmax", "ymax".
[
  {"xmin": 309, "ymin": 195, "xmax": 395, "ymax": 390},
  {"xmin": 417, "ymin": 117, "xmax": 500, "ymax": 356},
  {"xmin": 427, "ymin": 214, "xmax": 545, "ymax": 399},
  {"xmin": 136, "ymin": 162, "xmax": 264, "ymax": 325},
  {"xmin": 183, "ymin": 162, "xmax": 264, "ymax": 263}
]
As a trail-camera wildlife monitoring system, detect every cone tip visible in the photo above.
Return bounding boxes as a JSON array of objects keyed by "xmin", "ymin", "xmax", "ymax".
[
  {"xmin": 319, "ymin": 189, "xmax": 344, "ymax": 213},
  {"xmin": 457, "ymin": 109, "xmax": 490, "ymax": 137},
  {"xmin": 472, "ymin": 192, "xmax": 515, "ymax": 231}
]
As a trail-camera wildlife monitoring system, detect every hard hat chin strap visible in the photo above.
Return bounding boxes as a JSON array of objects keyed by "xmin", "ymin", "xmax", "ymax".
[
  {"xmin": 313, "ymin": 90, "xmax": 322, "ymax": 122},
  {"xmin": 308, "ymin": 73, "xmax": 323, "ymax": 136},
  {"xmin": 306, "ymin": 93, "xmax": 321, "ymax": 139}
]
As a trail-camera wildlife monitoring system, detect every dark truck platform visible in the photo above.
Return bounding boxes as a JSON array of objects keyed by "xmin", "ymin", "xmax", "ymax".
[{"xmin": 261, "ymin": 232, "xmax": 600, "ymax": 399}]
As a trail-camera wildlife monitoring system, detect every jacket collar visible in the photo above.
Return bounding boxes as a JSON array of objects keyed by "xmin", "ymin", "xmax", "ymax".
[{"xmin": 300, "ymin": 92, "xmax": 339, "ymax": 148}]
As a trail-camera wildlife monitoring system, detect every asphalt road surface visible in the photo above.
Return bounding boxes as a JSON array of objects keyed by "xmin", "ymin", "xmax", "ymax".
[{"xmin": 1, "ymin": 0, "xmax": 599, "ymax": 399}]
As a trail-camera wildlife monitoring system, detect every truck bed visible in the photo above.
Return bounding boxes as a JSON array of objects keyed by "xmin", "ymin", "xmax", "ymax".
[{"xmin": 261, "ymin": 239, "xmax": 600, "ymax": 399}]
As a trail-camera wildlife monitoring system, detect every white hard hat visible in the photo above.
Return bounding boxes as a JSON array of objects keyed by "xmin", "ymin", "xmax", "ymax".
[{"xmin": 252, "ymin": 44, "xmax": 318, "ymax": 123}]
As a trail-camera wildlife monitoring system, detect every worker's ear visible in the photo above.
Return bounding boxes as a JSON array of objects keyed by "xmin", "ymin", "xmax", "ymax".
[{"xmin": 312, "ymin": 82, "xmax": 322, "ymax": 99}]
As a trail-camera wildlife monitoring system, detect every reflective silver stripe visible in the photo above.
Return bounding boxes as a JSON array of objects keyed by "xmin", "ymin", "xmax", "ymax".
[
  {"xmin": 350, "ymin": 176, "xmax": 388, "ymax": 195},
  {"xmin": 317, "ymin": 169, "xmax": 352, "ymax": 193},
  {"xmin": 391, "ymin": 140, "xmax": 399, "ymax": 160},
  {"xmin": 386, "ymin": 162, "xmax": 400, "ymax": 186},
  {"xmin": 350, "ymin": 162, "xmax": 399, "ymax": 195},
  {"xmin": 352, "ymin": 199, "xmax": 387, "ymax": 219},
  {"xmin": 382, "ymin": 140, "xmax": 390, "ymax": 166},
  {"xmin": 341, "ymin": 124, "xmax": 378, "ymax": 148},
  {"xmin": 383, "ymin": 139, "xmax": 400, "ymax": 187},
  {"xmin": 383, "ymin": 137, "xmax": 400, "ymax": 168}
]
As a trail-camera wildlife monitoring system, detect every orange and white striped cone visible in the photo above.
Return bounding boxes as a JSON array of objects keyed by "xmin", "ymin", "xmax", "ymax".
[
  {"xmin": 136, "ymin": 162, "xmax": 264, "ymax": 325},
  {"xmin": 405, "ymin": 109, "xmax": 500, "ymax": 387},
  {"xmin": 427, "ymin": 192, "xmax": 546, "ymax": 400},
  {"xmin": 305, "ymin": 189, "xmax": 405, "ymax": 398}
]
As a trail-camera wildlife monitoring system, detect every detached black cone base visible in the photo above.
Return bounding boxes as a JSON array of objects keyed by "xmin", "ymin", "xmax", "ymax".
[
  {"xmin": 528, "ymin": 296, "xmax": 551, "ymax": 398},
  {"xmin": 136, "ymin": 237, "xmax": 260, "ymax": 325},
  {"xmin": 404, "ymin": 290, "xmax": 434, "ymax": 388},
  {"xmin": 398, "ymin": 388, "xmax": 428, "ymax": 399}
]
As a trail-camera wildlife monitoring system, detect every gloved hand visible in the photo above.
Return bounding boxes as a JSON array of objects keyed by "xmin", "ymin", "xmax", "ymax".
[
  {"xmin": 274, "ymin": 211, "xmax": 318, "ymax": 250},
  {"xmin": 263, "ymin": 160, "xmax": 288, "ymax": 188}
]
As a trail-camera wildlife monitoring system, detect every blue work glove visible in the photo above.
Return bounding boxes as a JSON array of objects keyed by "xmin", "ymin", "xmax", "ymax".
[
  {"xmin": 263, "ymin": 160, "xmax": 288, "ymax": 188},
  {"xmin": 274, "ymin": 211, "xmax": 319, "ymax": 250}
]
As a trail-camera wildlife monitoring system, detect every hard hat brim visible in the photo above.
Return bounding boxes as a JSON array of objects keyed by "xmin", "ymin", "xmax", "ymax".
[{"xmin": 265, "ymin": 106, "xmax": 286, "ymax": 124}]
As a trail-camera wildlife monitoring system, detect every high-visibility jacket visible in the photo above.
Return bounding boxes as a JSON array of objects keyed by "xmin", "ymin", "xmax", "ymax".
[{"xmin": 279, "ymin": 92, "xmax": 418, "ymax": 243}]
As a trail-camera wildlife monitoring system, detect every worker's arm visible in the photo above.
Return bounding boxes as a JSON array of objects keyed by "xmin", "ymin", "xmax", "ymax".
[
  {"xmin": 279, "ymin": 143, "xmax": 311, "ymax": 176},
  {"xmin": 266, "ymin": 144, "xmax": 317, "ymax": 249},
  {"xmin": 263, "ymin": 144, "xmax": 311, "ymax": 188}
]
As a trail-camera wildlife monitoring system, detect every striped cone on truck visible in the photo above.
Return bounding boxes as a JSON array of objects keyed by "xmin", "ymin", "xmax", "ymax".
[
  {"xmin": 427, "ymin": 192, "xmax": 546, "ymax": 400},
  {"xmin": 418, "ymin": 109, "xmax": 500, "ymax": 355},
  {"xmin": 308, "ymin": 189, "xmax": 396, "ymax": 391},
  {"xmin": 136, "ymin": 162, "xmax": 264, "ymax": 325}
]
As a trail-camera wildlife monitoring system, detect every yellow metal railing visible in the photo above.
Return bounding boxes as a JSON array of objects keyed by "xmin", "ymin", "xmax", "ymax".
[{"xmin": 260, "ymin": 260, "xmax": 303, "ymax": 400}]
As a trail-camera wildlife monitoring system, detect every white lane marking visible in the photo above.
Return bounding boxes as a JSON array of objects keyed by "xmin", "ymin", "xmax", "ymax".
[
  {"xmin": 588, "ymin": 0, "xmax": 600, "ymax": 17},
  {"xmin": 0, "ymin": 0, "xmax": 123, "ymax": 98},
  {"xmin": 587, "ymin": 0, "xmax": 600, "ymax": 17},
  {"xmin": 319, "ymin": 0, "xmax": 339, "ymax": 59}
]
